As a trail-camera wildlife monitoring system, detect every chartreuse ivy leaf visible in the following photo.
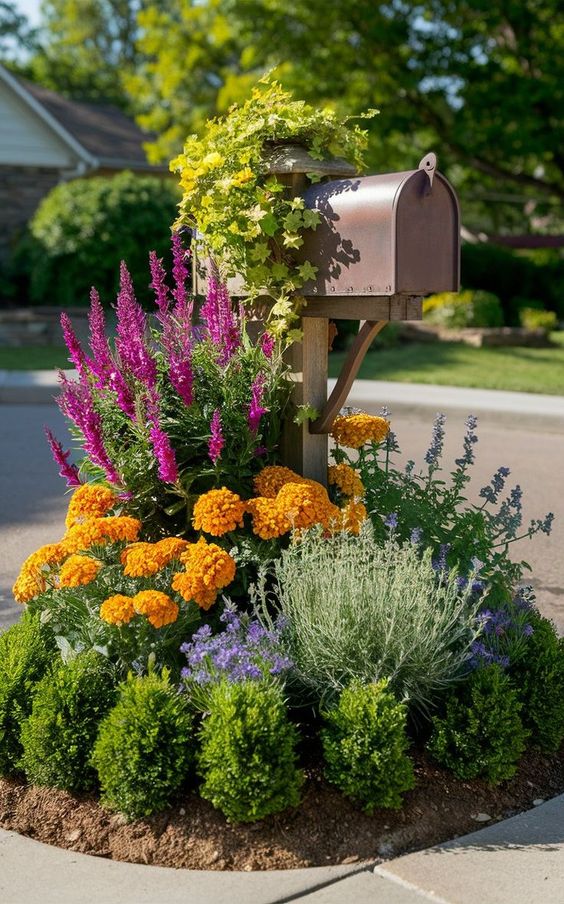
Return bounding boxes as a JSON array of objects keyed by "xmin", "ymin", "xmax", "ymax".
[
  {"xmin": 297, "ymin": 261, "xmax": 318, "ymax": 282},
  {"xmin": 260, "ymin": 213, "xmax": 279, "ymax": 236},
  {"xmin": 249, "ymin": 242, "xmax": 270, "ymax": 263},
  {"xmin": 282, "ymin": 233, "xmax": 304, "ymax": 249},
  {"xmin": 302, "ymin": 209, "xmax": 321, "ymax": 229},
  {"xmin": 294, "ymin": 404, "xmax": 320, "ymax": 425},
  {"xmin": 307, "ymin": 172, "xmax": 322, "ymax": 183}
]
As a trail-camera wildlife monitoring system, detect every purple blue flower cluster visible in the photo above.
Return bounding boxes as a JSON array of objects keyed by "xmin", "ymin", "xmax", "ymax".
[
  {"xmin": 470, "ymin": 596, "xmax": 535, "ymax": 670},
  {"xmin": 455, "ymin": 414, "xmax": 479, "ymax": 468},
  {"xmin": 424, "ymin": 413, "xmax": 446, "ymax": 468},
  {"xmin": 180, "ymin": 608, "xmax": 292, "ymax": 688}
]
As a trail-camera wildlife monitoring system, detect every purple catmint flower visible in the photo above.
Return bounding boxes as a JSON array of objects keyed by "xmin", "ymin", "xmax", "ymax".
[
  {"xmin": 425, "ymin": 413, "xmax": 446, "ymax": 468},
  {"xmin": 480, "ymin": 466, "xmax": 511, "ymax": 504},
  {"xmin": 455, "ymin": 414, "xmax": 479, "ymax": 468},
  {"xmin": 384, "ymin": 512, "xmax": 398, "ymax": 530},
  {"xmin": 57, "ymin": 375, "xmax": 120, "ymax": 485},
  {"xmin": 260, "ymin": 331, "xmax": 275, "ymax": 358},
  {"xmin": 149, "ymin": 250, "xmax": 171, "ymax": 321},
  {"xmin": 44, "ymin": 428, "xmax": 82, "ymax": 487},
  {"xmin": 115, "ymin": 261, "xmax": 157, "ymax": 389},
  {"xmin": 87, "ymin": 288, "xmax": 113, "ymax": 387},
  {"xmin": 60, "ymin": 312, "xmax": 91, "ymax": 377},
  {"xmin": 200, "ymin": 277, "xmax": 241, "ymax": 365},
  {"xmin": 208, "ymin": 409, "xmax": 224, "ymax": 464},
  {"xmin": 248, "ymin": 372, "xmax": 268, "ymax": 433},
  {"xmin": 410, "ymin": 527, "xmax": 423, "ymax": 545}
]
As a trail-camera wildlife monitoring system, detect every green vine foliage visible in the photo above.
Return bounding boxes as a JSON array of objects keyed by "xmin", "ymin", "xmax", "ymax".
[{"xmin": 171, "ymin": 78, "xmax": 377, "ymax": 339}]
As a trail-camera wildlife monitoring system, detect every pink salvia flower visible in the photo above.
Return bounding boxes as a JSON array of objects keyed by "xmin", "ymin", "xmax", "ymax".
[
  {"xmin": 115, "ymin": 261, "xmax": 157, "ymax": 389},
  {"xmin": 248, "ymin": 372, "xmax": 268, "ymax": 433},
  {"xmin": 260, "ymin": 331, "xmax": 275, "ymax": 359},
  {"xmin": 60, "ymin": 312, "xmax": 91, "ymax": 377},
  {"xmin": 57, "ymin": 374, "xmax": 120, "ymax": 485},
  {"xmin": 171, "ymin": 232, "xmax": 189, "ymax": 311},
  {"xmin": 149, "ymin": 250, "xmax": 171, "ymax": 322},
  {"xmin": 208, "ymin": 409, "xmax": 224, "ymax": 464},
  {"xmin": 87, "ymin": 288, "xmax": 113, "ymax": 387},
  {"xmin": 145, "ymin": 390, "xmax": 179, "ymax": 484},
  {"xmin": 200, "ymin": 277, "xmax": 241, "ymax": 366},
  {"xmin": 44, "ymin": 428, "xmax": 82, "ymax": 487},
  {"xmin": 168, "ymin": 353, "xmax": 194, "ymax": 406}
]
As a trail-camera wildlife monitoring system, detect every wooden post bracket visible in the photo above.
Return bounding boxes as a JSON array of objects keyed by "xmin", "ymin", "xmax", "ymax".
[{"xmin": 309, "ymin": 320, "xmax": 387, "ymax": 435}]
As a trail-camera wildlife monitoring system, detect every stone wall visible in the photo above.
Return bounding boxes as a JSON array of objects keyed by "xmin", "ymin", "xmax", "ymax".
[{"xmin": 0, "ymin": 166, "xmax": 62, "ymax": 261}]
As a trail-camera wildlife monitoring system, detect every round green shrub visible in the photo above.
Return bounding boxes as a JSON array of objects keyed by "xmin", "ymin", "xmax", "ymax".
[
  {"xmin": 427, "ymin": 664, "xmax": 528, "ymax": 784},
  {"xmin": 519, "ymin": 307, "xmax": 558, "ymax": 332},
  {"xmin": 22, "ymin": 172, "xmax": 180, "ymax": 307},
  {"xmin": 0, "ymin": 612, "xmax": 55, "ymax": 776},
  {"xmin": 423, "ymin": 289, "xmax": 504, "ymax": 329},
  {"xmin": 321, "ymin": 679, "xmax": 415, "ymax": 811},
  {"xmin": 510, "ymin": 614, "xmax": 564, "ymax": 753},
  {"xmin": 20, "ymin": 651, "xmax": 117, "ymax": 791},
  {"xmin": 92, "ymin": 670, "xmax": 194, "ymax": 819},
  {"xmin": 197, "ymin": 680, "xmax": 304, "ymax": 823}
]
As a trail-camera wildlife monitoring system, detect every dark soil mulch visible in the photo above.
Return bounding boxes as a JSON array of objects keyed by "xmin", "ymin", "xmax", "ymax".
[{"xmin": 1, "ymin": 746, "xmax": 563, "ymax": 871}]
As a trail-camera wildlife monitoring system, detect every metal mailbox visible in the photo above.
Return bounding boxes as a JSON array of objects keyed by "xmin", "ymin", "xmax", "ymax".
[{"xmin": 297, "ymin": 153, "xmax": 460, "ymax": 307}]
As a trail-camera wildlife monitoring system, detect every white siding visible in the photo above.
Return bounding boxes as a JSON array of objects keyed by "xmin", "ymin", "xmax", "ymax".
[{"xmin": 0, "ymin": 82, "xmax": 78, "ymax": 168}]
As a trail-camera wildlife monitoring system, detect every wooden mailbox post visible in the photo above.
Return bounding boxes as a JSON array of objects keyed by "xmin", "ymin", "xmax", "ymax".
[{"xmin": 194, "ymin": 146, "xmax": 461, "ymax": 484}]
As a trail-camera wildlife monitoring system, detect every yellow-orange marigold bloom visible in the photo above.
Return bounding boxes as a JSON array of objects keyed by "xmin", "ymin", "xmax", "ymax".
[
  {"xmin": 192, "ymin": 487, "xmax": 246, "ymax": 536},
  {"xmin": 133, "ymin": 590, "xmax": 179, "ymax": 628},
  {"xmin": 328, "ymin": 463, "xmax": 365, "ymax": 498},
  {"xmin": 121, "ymin": 537, "xmax": 189, "ymax": 577},
  {"xmin": 330, "ymin": 414, "xmax": 390, "ymax": 449},
  {"xmin": 65, "ymin": 484, "xmax": 117, "ymax": 529},
  {"xmin": 247, "ymin": 497, "xmax": 291, "ymax": 540},
  {"xmin": 172, "ymin": 538, "xmax": 236, "ymax": 610},
  {"xmin": 253, "ymin": 465, "xmax": 302, "ymax": 499},
  {"xmin": 100, "ymin": 594, "xmax": 136, "ymax": 626},
  {"xmin": 12, "ymin": 543, "xmax": 68, "ymax": 603},
  {"xmin": 58, "ymin": 554, "xmax": 101, "ymax": 587},
  {"xmin": 65, "ymin": 516, "xmax": 141, "ymax": 553},
  {"xmin": 155, "ymin": 537, "xmax": 190, "ymax": 560},
  {"xmin": 275, "ymin": 481, "xmax": 341, "ymax": 530},
  {"xmin": 339, "ymin": 500, "xmax": 368, "ymax": 535}
]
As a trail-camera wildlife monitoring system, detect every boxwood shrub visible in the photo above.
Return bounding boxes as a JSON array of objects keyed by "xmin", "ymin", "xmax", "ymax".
[
  {"xmin": 198, "ymin": 680, "xmax": 304, "ymax": 823},
  {"xmin": 92, "ymin": 670, "xmax": 195, "ymax": 819},
  {"xmin": 20, "ymin": 651, "xmax": 117, "ymax": 791},
  {"xmin": 321, "ymin": 679, "xmax": 415, "ymax": 811},
  {"xmin": 0, "ymin": 612, "xmax": 55, "ymax": 775}
]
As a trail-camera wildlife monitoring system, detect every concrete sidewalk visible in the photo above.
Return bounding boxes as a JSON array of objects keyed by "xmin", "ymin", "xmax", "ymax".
[
  {"xmin": 1, "ymin": 795, "xmax": 563, "ymax": 903},
  {"xmin": 3, "ymin": 370, "xmax": 564, "ymax": 431}
]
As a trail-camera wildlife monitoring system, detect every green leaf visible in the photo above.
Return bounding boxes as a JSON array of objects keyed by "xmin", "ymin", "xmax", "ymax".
[
  {"xmin": 259, "ymin": 213, "xmax": 279, "ymax": 236},
  {"xmin": 294, "ymin": 404, "xmax": 319, "ymax": 425}
]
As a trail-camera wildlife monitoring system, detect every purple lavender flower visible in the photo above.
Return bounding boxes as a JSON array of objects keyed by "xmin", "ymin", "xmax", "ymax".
[
  {"xmin": 425, "ymin": 413, "xmax": 446, "ymax": 468},
  {"xmin": 60, "ymin": 312, "xmax": 91, "ymax": 377},
  {"xmin": 432, "ymin": 543, "xmax": 450, "ymax": 573},
  {"xmin": 44, "ymin": 428, "xmax": 82, "ymax": 487},
  {"xmin": 410, "ymin": 527, "xmax": 423, "ymax": 545},
  {"xmin": 260, "ymin": 331, "xmax": 275, "ymax": 358},
  {"xmin": 115, "ymin": 261, "xmax": 157, "ymax": 389},
  {"xmin": 248, "ymin": 372, "xmax": 268, "ymax": 433},
  {"xmin": 208, "ymin": 408, "xmax": 224, "ymax": 464}
]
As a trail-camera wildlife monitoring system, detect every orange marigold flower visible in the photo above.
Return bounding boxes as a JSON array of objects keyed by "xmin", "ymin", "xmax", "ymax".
[
  {"xmin": 192, "ymin": 487, "xmax": 246, "ymax": 536},
  {"xmin": 133, "ymin": 590, "xmax": 179, "ymax": 629},
  {"xmin": 275, "ymin": 481, "xmax": 341, "ymax": 530},
  {"xmin": 121, "ymin": 537, "xmax": 190, "ymax": 577},
  {"xmin": 155, "ymin": 537, "xmax": 190, "ymax": 561},
  {"xmin": 247, "ymin": 497, "xmax": 291, "ymax": 540},
  {"xmin": 100, "ymin": 594, "xmax": 136, "ymax": 626},
  {"xmin": 328, "ymin": 463, "xmax": 365, "ymax": 498},
  {"xmin": 339, "ymin": 499, "xmax": 368, "ymax": 535},
  {"xmin": 12, "ymin": 543, "xmax": 68, "ymax": 603},
  {"xmin": 65, "ymin": 516, "xmax": 141, "ymax": 553},
  {"xmin": 253, "ymin": 465, "xmax": 302, "ymax": 498},
  {"xmin": 330, "ymin": 414, "xmax": 390, "ymax": 449},
  {"xmin": 172, "ymin": 538, "xmax": 236, "ymax": 610},
  {"xmin": 65, "ymin": 484, "xmax": 117, "ymax": 529},
  {"xmin": 58, "ymin": 554, "xmax": 101, "ymax": 587}
]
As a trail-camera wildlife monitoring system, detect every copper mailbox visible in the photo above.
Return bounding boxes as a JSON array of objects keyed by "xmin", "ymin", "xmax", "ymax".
[{"xmin": 298, "ymin": 153, "xmax": 460, "ymax": 304}]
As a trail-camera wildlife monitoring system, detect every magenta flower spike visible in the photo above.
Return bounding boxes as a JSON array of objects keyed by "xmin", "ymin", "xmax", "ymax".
[
  {"xmin": 149, "ymin": 250, "xmax": 171, "ymax": 323},
  {"xmin": 115, "ymin": 261, "xmax": 157, "ymax": 390},
  {"xmin": 57, "ymin": 376, "xmax": 121, "ymax": 485},
  {"xmin": 260, "ymin": 331, "xmax": 275, "ymax": 359},
  {"xmin": 60, "ymin": 312, "xmax": 91, "ymax": 377},
  {"xmin": 171, "ymin": 231, "xmax": 189, "ymax": 311},
  {"xmin": 200, "ymin": 277, "xmax": 241, "ymax": 366},
  {"xmin": 208, "ymin": 409, "xmax": 224, "ymax": 464},
  {"xmin": 87, "ymin": 288, "xmax": 114, "ymax": 387},
  {"xmin": 145, "ymin": 390, "xmax": 179, "ymax": 483},
  {"xmin": 248, "ymin": 372, "xmax": 268, "ymax": 433},
  {"xmin": 44, "ymin": 428, "xmax": 82, "ymax": 487}
]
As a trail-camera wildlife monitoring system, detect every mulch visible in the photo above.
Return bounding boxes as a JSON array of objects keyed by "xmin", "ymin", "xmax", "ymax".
[{"xmin": 1, "ymin": 746, "xmax": 563, "ymax": 871}]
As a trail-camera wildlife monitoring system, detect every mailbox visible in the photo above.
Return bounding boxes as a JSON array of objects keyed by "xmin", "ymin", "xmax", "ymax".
[{"xmin": 297, "ymin": 153, "xmax": 460, "ymax": 310}]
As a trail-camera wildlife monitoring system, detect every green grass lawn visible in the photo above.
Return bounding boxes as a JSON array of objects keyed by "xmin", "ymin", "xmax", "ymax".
[
  {"xmin": 2, "ymin": 336, "xmax": 564, "ymax": 396},
  {"xmin": 329, "ymin": 333, "xmax": 564, "ymax": 395}
]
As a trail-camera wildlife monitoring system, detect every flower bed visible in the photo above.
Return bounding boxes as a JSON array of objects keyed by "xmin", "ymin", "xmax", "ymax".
[{"xmin": 1, "ymin": 83, "xmax": 563, "ymax": 868}]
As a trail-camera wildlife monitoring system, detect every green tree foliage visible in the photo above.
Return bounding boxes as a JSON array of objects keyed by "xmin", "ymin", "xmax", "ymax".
[
  {"xmin": 31, "ymin": 0, "xmax": 147, "ymax": 107},
  {"xmin": 322, "ymin": 679, "xmax": 415, "ymax": 812},
  {"xmin": 125, "ymin": 0, "xmax": 562, "ymax": 230},
  {"xmin": 0, "ymin": 1, "xmax": 36, "ymax": 59},
  {"xmin": 20, "ymin": 651, "xmax": 117, "ymax": 791}
]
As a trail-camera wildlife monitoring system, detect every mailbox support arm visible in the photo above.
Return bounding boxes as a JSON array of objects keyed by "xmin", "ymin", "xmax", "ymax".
[{"xmin": 309, "ymin": 320, "xmax": 387, "ymax": 435}]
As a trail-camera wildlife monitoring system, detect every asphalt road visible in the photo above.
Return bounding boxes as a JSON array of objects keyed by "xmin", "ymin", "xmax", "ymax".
[{"xmin": 1, "ymin": 403, "xmax": 563, "ymax": 633}]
